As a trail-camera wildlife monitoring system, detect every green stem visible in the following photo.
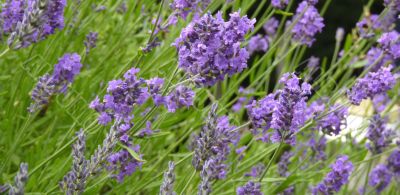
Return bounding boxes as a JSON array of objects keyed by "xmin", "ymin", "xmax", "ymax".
[
  {"xmin": 0, "ymin": 48, "xmax": 10, "ymax": 58},
  {"xmin": 258, "ymin": 139, "xmax": 285, "ymax": 182}
]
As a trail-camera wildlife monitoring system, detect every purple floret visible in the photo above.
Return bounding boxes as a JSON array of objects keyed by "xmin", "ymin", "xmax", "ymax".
[{"xmin": 165, "ymin": 85, "xmax": 194, "ymax": 113}]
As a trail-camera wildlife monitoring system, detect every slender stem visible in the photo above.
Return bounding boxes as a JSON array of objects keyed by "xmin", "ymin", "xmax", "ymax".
[
  {"xmin": 180, "ymin": 169, "xmax": 197, "ymax": 195},
  {"xmin": 258, "ymin": 139, "xmax": 285, "ymax": 182},
  {"xmin": 0, "ymin": 48, "xmax": 10, "ymax": 58}
]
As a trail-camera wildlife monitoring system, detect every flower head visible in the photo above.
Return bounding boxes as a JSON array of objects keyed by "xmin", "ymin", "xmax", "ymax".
[
  {"xmin": 369, "ymin": 164, "xmax": 392, "ymax": 193},
  {"xmin": 366, "ymin": 115, "xmax": 394, "ymax": 154},
  {"xmin": 387, "ymin": 150, "xmax": 400, "ymax": 178},
  {"xmin": 347, "ymin": 65, "xmax": 396, "ymax": 105},
  {"xmin": 174, "ymin": 11, "xmax": 255, "ymax": 86},
  {"xmin": 291, "ymin": 1, "xmax": 324, "ymax": 46},
  {"xmin": 378, "ymin": 31, "xmax": 400, "ymax": 59},
  {"xmin": 271, "ymin": 0, "xmax": 289, "ymax": 9},
  {"xmin": 247, "ymin": 34, "xmax": 268, "ymax": 54},
  {"xmin": 237, "ymin": 181, "xmax": 263, "ymax": 195},
  {"xmin": 312, "ymin": 155, "xmax": 354, "ymax": 194}
]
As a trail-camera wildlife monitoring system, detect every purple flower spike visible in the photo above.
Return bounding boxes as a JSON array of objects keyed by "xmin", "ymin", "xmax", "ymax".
[
  {"xmin": 366, "ymin": 115, "xmax": 394, "ymax": 154},
  {"xmin": 192, "ymin": 104, "xmax": 238, "ymax": 181},
  {"xmin": 0, "ymin": 0, "xmax": 25, "ymax": 34},
  {"xmin": 247, "ymin": 34, "xmax": 268, "ymax": 54},
  {"xmin": 263, "ymin": 17, "xmax": 279, "ymax": 36},
  {"xmin": 271, "ymin": 0, "xmax": 289, "ymax": 9},
  {"xmin": 174, "ymin": 11, "xmax": 255, "ymax": 86},
  {"xmin": 237, "ymin": 181, "xmax": 263, "ymax": 195},
  {"xmin": 29, "ymin": 53, "xmax": 82, "ymax": 113},
  {"xmin": 347, "ymin": 65, "xmax": 396, "ymax": 105},
  {"xmin": 384, "ymin": 0, "xmax": 400, "ymax": 11},
  {"xmin": 312, "ymin": 155, "xmax": 354, "ymax": 194},
  {"xmin": 369, "ymin": 164, "xmax": 392, "ymax": 193},
  {"xmin": 165, "ymin": 85, "xmax": 194, "ymax": 113},
  {"xmin": 247, "ymin": 73, "xmax": 311, "ymax": 145},
  {"xmin": 387, "ymin": 150, "xmax": 400, "ymax": 178},
  {"xmin": 291, "ymin": 1, "xmax": 324, "ymax": 47},
  {"xmin": 378, "ymin": 31, "xmax": 400, "ymax": 59},
  {"xmin": 5, "ymin": 0, "xmax": 66, "ymax": 49},
  {"xmin": 316, "ymin": 104, "xmax": 348, "ymax": 136}
]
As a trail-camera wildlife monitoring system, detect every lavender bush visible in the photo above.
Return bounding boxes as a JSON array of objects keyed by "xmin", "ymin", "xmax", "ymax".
[{"xmin": 0, "ymin": 0, "xmax": 399, "ymax": 194}]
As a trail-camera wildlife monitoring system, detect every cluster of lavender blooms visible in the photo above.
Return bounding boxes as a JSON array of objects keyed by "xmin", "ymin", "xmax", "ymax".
[
  {"xmin": 347, "ymin": 65, "xmax": 396, "ymax": 105},
  {"xmin": 237, "ymin": 181, "xmax": 263, "ymax": 195},
  {"xmin": 89, "ymin": 67, "xmax": 194, "ymax": 181},
  {"xmin": 247, "ymin": 35, "xmax": 268, "ymax": 54},
  {"xmin": 312, "ymin": 155, "xmax": 354, "ymax": 194},
  {"xmin": 378, "ymin": 31, "xmax": 400, "ymax": 59},
  {"xmin": 387, "ymin": 150, "xmax": 400, "ymax": 178},
  {"xmin": 366, "ymin": 115, "xmax": 394, "ymax": 154},
  {"xmin": 173, "ymin": 11, "xmax": 255, "ymax": 86},
  {"xmin": 364, "ymin": 47, "xmax": 394, "ymax": 71},
  {"xmin": 308, "ymin": 135, "xmax": 327, "ymax": 162},
  {"xmin": 357, "ymin": 9, "xmax": 397, "ymax": 38},
  {"xmin": 368, "ymin": 164, "xmax": 393, "ymax": 193},
  {"xmin": 290, "ymin": 1, "xmax": 324, "ymax": 47},
  {"xmin": 1, "ymin": 163, "xmax": 29, "ymax": 195},
  {"xmin": 384, "ymin": 0, "xmax": 400, "ymax": 11},
  {"xmin": 244, "ymin": 163, "xmax": 265, "ymax": 178},
  {"xmin": 29, "ymin": 53, "xmax": 82, "ymax": 113},
  {"xmin": 1, "ymin": 0, "xmax": 66, "ymax": 49},
  {"xmin": 191, "ymin": 104, "xmax": 239, "ymax": 193},
  {"xmin": 271, "ymin": 0, "xmax": 289, "ymax": 9},
  {"xmin": 247, "ymin": 73, "xmax": 311, "ymax": 145},
  {"xmin": 372, "ymin": 94, "xmax": 391, "ymax": 112},
  {"xmin": 231, "ymin": 87, "xmax": 254, "ymax": 112},
  {"xmin": 60, "ymin": 129, "xmax": 89, "ymax": 194},
  {"xmin": 315, "ymin": 104, "xmax": 348, "ymax": 136},
  {"xmin": 159, "ymin": 161, "xmax": 176, "ymax": 195},
  {"xmin": 84, "ymin": 32, "xmax": 98, "ymax": 54},
  {"xmin": 247, "ymin": 17, "xmax": 282, "ymax": 55},
  {"xmin": 170, "ymin": 0, "xmax": 211, "ymax": 20},
  {"xmin": 60, "ymin": 122, "xmax": 120, "ymax": 193}
]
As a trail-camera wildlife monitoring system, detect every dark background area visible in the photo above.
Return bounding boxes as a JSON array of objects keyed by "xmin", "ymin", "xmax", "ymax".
[{"xmin": 248, "ymin": 0, "xmax": 388, "ymax": 59}]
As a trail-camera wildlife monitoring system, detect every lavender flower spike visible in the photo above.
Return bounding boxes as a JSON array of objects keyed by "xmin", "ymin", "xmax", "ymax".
[
  {"xmin": 236, "ymin": 181, "xmax": 263, "ymax": 195},
  {"xmin": 271, "ymin": 0, "xmax": 289, "ymax": 9},
  {"xmin": 387, "ymin": 150, "xmax": 400, "ymax": 178},
  {"xmin": 366, "ymin": 115, "xmax": 394, "ymax": 154},
  {"xmin": 198, "ymin": 159, "xmax": 213, "ymax": 195},
  {"xmin": 377, "ymin": 31, "xmax": 400, "ymax": 59},
  {"xmin": 9, "ymin": 162, "xmax": 28, "ymax": 195},
  {"xmin": 7, "ymin": 0, "xmax": 66, "ymax": 49},
  {"xmin": 160, "ymin": 161, "xmax": 176, "ymax": 195},
  {"xmin": 369, "ymin": 164, "xmax": 392, "ymax": 193},
  {"xmin": 312, "ymin": 155, "xmax": 354, "ymax": 194},
  {"xmin": 60, "ymin": 129, "xmax": 89, "ymax": 194},
  {"xmin": 29, "ymin": 53, "xmax": 82, "ymax": 113},
  {"xmin": 291, "ymin": 1, "xmax": 324, "ymax": 47},
  {"xmin": 347, "ymin": 65, "xmax": 396, "ymax": 105},
  {"xmin": 174, "ymin": 11, "xmax": 255, "ymax": 86},
  {"xmin": 84, "ymin": 32, "xmax": 98, "ymax": 54},
  {"xmin": 192, "ymin": 103, "xmax": 238, "ymax": 182}
]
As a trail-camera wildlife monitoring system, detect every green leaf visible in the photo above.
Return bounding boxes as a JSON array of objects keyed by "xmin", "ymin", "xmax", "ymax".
[{"xmin": 119, "ymin": 143, "xmax": 146, "ymax": 162}]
